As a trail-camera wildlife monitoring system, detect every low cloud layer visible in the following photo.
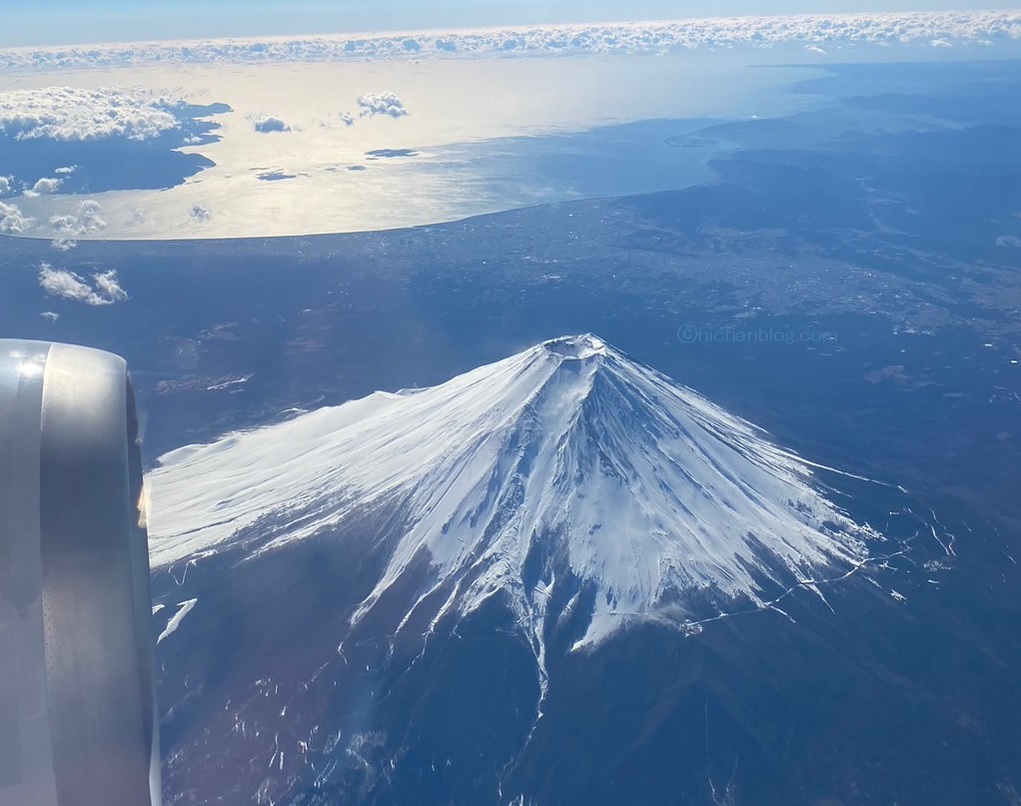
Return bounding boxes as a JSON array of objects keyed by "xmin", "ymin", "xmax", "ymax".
[
  {"xmin": 38, "ymin": 264, "xmax": 129, "ymax": 306},
  {"xmin": 0, "ymin": 87, "xmax": 180, "ymax": 141},
  {"xmin": 0, "ymin": 12, "xmax": 1017, "ymax": 70},
  {"xmin": 0, "ymin": 93, "xmax": 224, "ymax": 199}
]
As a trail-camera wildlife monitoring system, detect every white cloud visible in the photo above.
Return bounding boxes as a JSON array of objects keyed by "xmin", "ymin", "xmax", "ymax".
[
  {"xmin": 51, "ymin": 237, "xmax": 77, "ymax": 251},
  {"xmin": 50, "ymin": 200, "xmax": 106, "ymax": 237},
  {"xmin": 0, "ymin": 12, "xmax": 1017, "ymax": 69},
  {"xmin": 54, "ymin": 165, "xmax": 76, "ymax": 175},
  {"xmin": 50, "ymin": 215, "xmax": 75, "ymax": 231},
  {"xmin": 0, "ymin": 176, "xmax": 12, "ymax": 195},
  {"xmin": 38, "ymin": 263, "xmax": 129, "ymax": 306},
  {"xmin": 41, "ymin": 311, "xmax": 60, "ymax": 322},
  {"xmin": 126, "ymin": 206, "xmax": 148, "ymax": 227},
  {"xmin": 253, "ymin": 115, "xmax": 291, "ymax": 133},
  {"xmin": 0, "ymin": 87, "xmax": 179, "ymax": 141},
  {"xmin": 91, "ymin": 269, "xmax": 129, "ymax": 302},
  {"xmin": 339, "ymin": 111, "xmax": 355, "ymax": 126},
  {"xmin": 28, "ymin": 177, "xmax": 62, "ymax": 195},
  {"xmin": 38, "ymin": 265, "xmax": 96, "ymax": 303},
  {"xmin": 77, "ymin": 200, "xmax": 106, "ymax": 234},
  {"xmin": 356, "ymin": 92, "xmax": 408, "ymax": 119},
  {"xmin": 0, "ymin": 201, "xmax": 31, "ymax": 234}
]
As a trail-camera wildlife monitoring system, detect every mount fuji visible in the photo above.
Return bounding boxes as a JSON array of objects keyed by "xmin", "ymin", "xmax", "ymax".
[
  {"xmin": 149, "ymin": 335, "xmax": 882, "ymax": 646},
  {"xmin": 146, "ymin": 336, "xmax": 961, "ymax": 806}
]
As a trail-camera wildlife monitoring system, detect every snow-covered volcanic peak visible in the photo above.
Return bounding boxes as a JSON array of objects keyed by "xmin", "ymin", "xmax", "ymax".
[{"xmin": 148, "ymin": 334, "xmax": 879, "ymax": 647}]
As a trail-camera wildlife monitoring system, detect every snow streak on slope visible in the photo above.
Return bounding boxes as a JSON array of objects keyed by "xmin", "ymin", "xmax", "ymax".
[
  {"xmin": 156, "ymin": 598, "xmax": 198, "ymax": 645},
  {"xmin": 148, "ymin": 335, "xmax": 879, "ymax": 648}
]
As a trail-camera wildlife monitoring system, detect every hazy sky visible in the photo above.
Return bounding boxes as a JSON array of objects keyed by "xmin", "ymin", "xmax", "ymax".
[{"xmin": 5, "ymin": 0, "xmax": 1019, "ymax": 46}]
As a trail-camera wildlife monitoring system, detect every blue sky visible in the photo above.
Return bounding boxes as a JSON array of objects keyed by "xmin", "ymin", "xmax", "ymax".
[{"xmin": 3, "ymin": 0, "xmax": 1017, "ymax": 46}]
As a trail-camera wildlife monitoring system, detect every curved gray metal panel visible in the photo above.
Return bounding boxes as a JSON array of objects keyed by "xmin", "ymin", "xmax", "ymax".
[{"xmin": 0, "ymin": 340, "xmax": 161, "ymax": 806}]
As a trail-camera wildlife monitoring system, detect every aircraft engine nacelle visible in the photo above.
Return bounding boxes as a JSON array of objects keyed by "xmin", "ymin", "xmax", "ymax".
[{"xmin": 0, "ymin": 341, "xmax": 161, "ymax": 806}]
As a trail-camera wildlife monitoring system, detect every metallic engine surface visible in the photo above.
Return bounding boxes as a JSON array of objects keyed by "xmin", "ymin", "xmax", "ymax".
[{"xmin": 0, "ymin": 340, "xmax": 161, "ymax": 806}]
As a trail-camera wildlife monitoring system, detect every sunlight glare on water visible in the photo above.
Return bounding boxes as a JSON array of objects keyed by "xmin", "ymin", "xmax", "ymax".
[{"xmin": 2, "ymin": 51, "xmax": 820, "ymax": 239}]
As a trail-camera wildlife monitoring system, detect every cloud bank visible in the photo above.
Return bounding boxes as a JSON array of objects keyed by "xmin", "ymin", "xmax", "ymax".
[
  {"xmin": 0, "ymin": 87, "xmax": 180, "ymax": 141},
  {"xmin": 0, "ymin": 12, "xmax": 1017, "ymax": 70},
  {"xmin": 38, "ymin": 264, "xmax": 129, "ymax": 306}
]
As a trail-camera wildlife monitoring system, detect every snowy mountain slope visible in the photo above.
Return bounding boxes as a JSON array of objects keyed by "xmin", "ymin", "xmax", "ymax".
[{"xmin": 147, "ymin": 334, "xmax": 882, "ymax": 650}]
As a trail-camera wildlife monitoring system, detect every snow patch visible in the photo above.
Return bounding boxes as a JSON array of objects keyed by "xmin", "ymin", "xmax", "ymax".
[{"xmin": 157, "ymin": 598, "xmax": 198, "ymax": 644}]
